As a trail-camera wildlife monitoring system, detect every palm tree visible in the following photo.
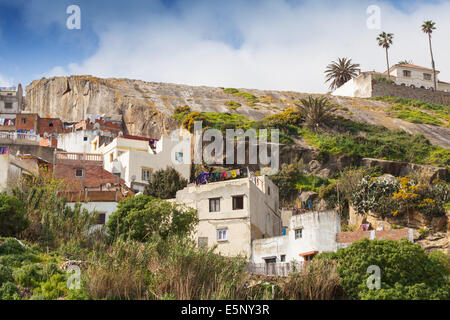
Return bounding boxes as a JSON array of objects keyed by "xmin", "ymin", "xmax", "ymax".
[
  {"xmin": 422, "ymin": 20, "xmax": 437, "ymax": 91},
  {"xmin": 398, "ymin": 60, "xmax": 413, "ymax": 65},
  {"xmin": 377, "ymin": 32, "xmax": 394, "ymax": 78},
  {"xmin": 324, "ymin": 58, "xmax": 360, "ymax": 90},
  {"xmin": 295, "ymin": 96, "xmax": 336, "ymax": 130}
]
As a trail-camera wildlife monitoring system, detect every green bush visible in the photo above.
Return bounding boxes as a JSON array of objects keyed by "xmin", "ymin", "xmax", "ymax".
[
  {"xmin": 0, "ymin": 238, "xmax": 26, "ymax": 255},
  {"xmin": 31, "ymin": 273, "xmax": 68, "ymax": 300},
  {"xmin": 0, "ymin": 265, "xmax": 13, "ymax": 286},
  {"xmin": 318, "ymin": 239, "xmax": 450, "ymax": 300},
  {"xmin": 0, "ymin": 282, "xmax": 20, "ymax": 300},
  {"xmin": 144, "ymin": 167, "xmax": 188, "ymax": 200},
  {"xmin": 0, "ymin": 194, "xmax": 28, "ymax": 237},
  {"xmin": 13, "ymin": 263, "xmax": 44, "ymax": 288},
  {"xmin": 107, "ymin": 195, "xmax": 198, "ymax": 243}
]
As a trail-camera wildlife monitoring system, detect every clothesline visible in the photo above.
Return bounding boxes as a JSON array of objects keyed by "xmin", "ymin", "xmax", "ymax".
[{"xmin": 195, "ymin": 168, "xmax": 249, "ymax": 185}]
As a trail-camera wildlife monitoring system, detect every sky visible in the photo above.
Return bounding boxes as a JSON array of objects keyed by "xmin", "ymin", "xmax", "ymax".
[{"xmin": 0, "ymin": 0, "xmax": 449, "ymax": 93}]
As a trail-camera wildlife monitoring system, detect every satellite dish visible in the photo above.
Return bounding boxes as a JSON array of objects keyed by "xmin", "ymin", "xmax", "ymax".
[
  {"xmin": 131, "ymin": 175, "xmax": 136, "ymax": 182},
  {"xmin": 94, "ymin": 123, "xmax": 100, "ymax": 130},
  {"xmin": 118, "ymin": 131, "xmax": 124, "ymax": 137},
  {"xmin": 43, "ymin": 132, "xmax": 49, "ymax": 138},
  {"xmin": 105, "ymin": 183, "xmax": 111, "ymax": 189}
]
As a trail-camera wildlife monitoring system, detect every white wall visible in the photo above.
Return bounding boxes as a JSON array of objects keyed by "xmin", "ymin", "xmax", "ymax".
[
  {"xmin": 58, "ymin": 130, "xmax": 100, "ymax": 153},
  {"xmin": 66, "ymin": 201, "xmax": 118, "ymax": 225},
  {"xmin": 252, "ymin": 210, "xmax": 340, "ymax": 263}
]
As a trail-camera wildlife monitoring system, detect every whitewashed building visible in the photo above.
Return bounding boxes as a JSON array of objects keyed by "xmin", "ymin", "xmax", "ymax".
[{"xmin": 173, "ymin": 174, "xmax": 282, "ymax": 258}]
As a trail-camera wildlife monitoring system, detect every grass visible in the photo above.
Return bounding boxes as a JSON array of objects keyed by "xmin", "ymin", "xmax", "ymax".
[
  {"xmin": 295, "ymin": 174, "xmax": 331, "ymax": 192},
  {"xmin": 370, "ymin": 96, "xmax": 450, "ymax": 127},
  {"xmin": 224, "ymin": 100, "xmax": 242, "ymax": 110},
  {"xmin": 223, "ymin": 88, "xmax": 259, "ymax": 106}
]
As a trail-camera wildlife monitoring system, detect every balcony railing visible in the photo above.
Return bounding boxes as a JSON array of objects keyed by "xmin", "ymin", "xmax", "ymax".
[
  {"xmin": 56, "ymin": 152, "xmax": 103, "ymax": 163},
  {"xmin": 0, "ymin": 131, "xmax": 40, "ymax": 142},
  {"xmin": 247, "ymin": 262, "xmax": 303, "ymax": 277}
]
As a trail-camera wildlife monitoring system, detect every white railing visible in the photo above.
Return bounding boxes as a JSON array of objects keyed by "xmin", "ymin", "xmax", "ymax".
[
  {"xmin": 247, "ymin": 262, "xmax": 303, "ymax": 277},
  {"xmin": 0, "ymin": 131, "xmax": 40, "ymax": 142},
  {"xmin": 56, "ymin": 152, "xmax": 103, "ymax": 162}
]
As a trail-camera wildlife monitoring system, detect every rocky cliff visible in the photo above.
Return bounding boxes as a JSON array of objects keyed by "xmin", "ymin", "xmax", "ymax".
[{"xmin": 25, "ymin": 76, "xmax": 450, "ymax": 148}]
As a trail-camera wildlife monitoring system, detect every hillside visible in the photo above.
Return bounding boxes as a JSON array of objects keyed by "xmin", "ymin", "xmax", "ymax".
[{"xmin": 25, "ymin": 76, "xmax": 450, "ymax": 148}]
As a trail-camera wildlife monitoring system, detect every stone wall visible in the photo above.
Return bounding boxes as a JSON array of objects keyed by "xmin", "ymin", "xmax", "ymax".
[{"xmin": 372, "ymin": 81, "xmax": 450, "ymax": 106}]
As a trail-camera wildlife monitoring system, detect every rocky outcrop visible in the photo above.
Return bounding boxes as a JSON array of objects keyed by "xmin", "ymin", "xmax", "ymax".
[
  {"xmin": 362, "ymin": 158, "xmax": 449, "ymax": 181},
  {"xmin": 25, "ymin": 76, "xmax": 450, "ymax": 149}
]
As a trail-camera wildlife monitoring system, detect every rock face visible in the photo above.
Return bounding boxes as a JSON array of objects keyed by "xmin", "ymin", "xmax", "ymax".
[
  {"xmin": 25, "ymin": 76, "xmax": 450, "ymax": 149},
  {"xmin": 25, "ymin": 76, "xmax": 313, "ymax": 138}
]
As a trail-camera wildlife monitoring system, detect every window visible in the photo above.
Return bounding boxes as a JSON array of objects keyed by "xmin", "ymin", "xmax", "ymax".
[
  {"xmin": 403, "ymin": 70, "xmax": 411, "ymax": 77},
  {"xmin": 217, "ymin": 229, "xmax": 228, "ymax": 241},
  {"xmin": 280, "ymin": 255, "xmax": 286, "ymax": 262},
  {"xmin": 75, "ymin": 169, "xmax": 84, "ymax": 178},
  {"xmin": 83, "ymin": 136, "xmax": 88, "ymax": 142},
  {"xmin": 232, "ymin": 196, "xmax": 244, "ymax": 210},
  {"xmin": 268, "ymin": 186, "xmax": 271, "ymax": 195},
  {"xmin": 113, "ymin": 172, "xmax": 121, "ymax": 178},
  {"xmin": 209, "ymin": 198, "xmax": 220, "ymax": 212},
  {"xmin": 264, "ymin": 257, "xmax": 276, "ymax": 264},
  {"xmin": 21, "ymin": 118, "xmax": 26, "ymax": 124},
  {"xmin": 49, "ymin": 123, "xmax": 54, "ymax": 127},
  {"xmin": 295, "ymin": 228, "xmax": 303, "ymax": 239},
  {"xmin": 5, "ymin": 102, "xmax": 12, "ymax": 109},
  {"xmin": 175, "ymin": 152, "xmax": 183, "ymax": 163},
  {"xmin": 97, "ymin": 213, "xmax": 106, "ymax": 225},
  {"xmin": 304, "ymin": 254, "xmax": 315, "ymax": 262},
  {"xmin": 423, "ymin": 73, "xmax": 432, "ymax": 80},
  {"xmin": 142, "ymin": 169, "xmax": 152, "ymax": 181}
]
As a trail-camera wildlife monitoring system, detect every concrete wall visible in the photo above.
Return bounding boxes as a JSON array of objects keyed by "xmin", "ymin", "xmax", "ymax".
[
  {"xmin": 252, "ymin": 210, "xmax": 340, "ymax": 263},
  {"xmin": 174, "ymin": 176, "xmax": 281, "ymax": 258},
  {"xmin": 372, "ymin": 81, "xmax": 450, "ymax": 106},
  {"xmin": 58, "ymin": 130, "xmax": 100, "ymax": 154},
  {"xmin": 332, "ymin": 73, "xmax": 374, "ymax": 98},
  {"xmin": 66, "ymin": 201, "xmax": 118, "ymax": 225}
]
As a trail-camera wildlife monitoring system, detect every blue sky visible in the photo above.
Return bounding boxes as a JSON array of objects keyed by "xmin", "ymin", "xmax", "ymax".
[{"xmin": 0, "ymin": 0, "xmax": 449, "ymax": 92}]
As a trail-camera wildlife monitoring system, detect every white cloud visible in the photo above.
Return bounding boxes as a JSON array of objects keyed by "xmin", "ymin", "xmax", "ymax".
[
  {"xmin": 0, "ymin": 74, "xmax": 12, "ymax": 87},
  {"xmin": 45, "ymin": 0, "xmax": 450, "ymax": 93}
]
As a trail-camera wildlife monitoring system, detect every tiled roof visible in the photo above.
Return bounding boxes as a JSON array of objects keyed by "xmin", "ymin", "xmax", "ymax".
[{"xmin": 390, "ymin": 63, "xmax": 438, "ymax": 73}]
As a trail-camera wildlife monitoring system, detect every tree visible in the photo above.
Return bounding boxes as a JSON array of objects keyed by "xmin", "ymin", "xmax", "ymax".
[
  {"xmin": 377, "ymin": 32, "xmax": 394, "ymax": 78},
  {"xmin": 324, "ymin": 58, "xmax": 360, "ymax": 90},
  {"xmin": 422, "ymin": 20, "xmax": 437, "ymax": 91},
  {"xmin": 106, "ymin": 195, "xmax": 198, "ymax": 242},
  {"xmin": 144, "ymin": 167, "xmax": 188, "ymax": 199},
  {"xmin": 295, "ymin": 96, "xmax": 336, "ymax": 130},
  {"xmin": 317, "ymin": 239, "xmax": 449, "ymax": 300},
  {"xmin": 0, "ymin": 193, "xmax": 28, "ymax": 237},
  {"xmin": 270, "ymin": 159, "xmax": 304, "ymax": 206},
  {"xmin": 397, "ymin": 59, "xmax": 413, "ymax": 65}
]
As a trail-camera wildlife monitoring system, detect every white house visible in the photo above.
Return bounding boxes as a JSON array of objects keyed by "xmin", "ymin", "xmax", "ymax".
[
  {"xmin": 173, "ymin": 173, "xmax": 282, "ymax": 258},
  {"xmin": 252, "ymin": 210, "xmax": 340, "ymax": 263},
  {"xmin": 97, "ymin": 129, "xmax": 191, "ymax": 193}
]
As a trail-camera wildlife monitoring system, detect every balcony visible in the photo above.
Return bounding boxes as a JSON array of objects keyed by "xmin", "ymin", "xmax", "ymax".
[
  {"xmin": 0, "ymin": 131, "xmax": 40, "ymax": 144},
  {"xmin": 56, "ymin": 152, "xmax": 103, "ymax": 164}
]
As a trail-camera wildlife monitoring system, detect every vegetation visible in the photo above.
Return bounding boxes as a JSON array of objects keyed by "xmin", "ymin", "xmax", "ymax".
[
  {"xmin": 106, "ymin": 195, "xmax": 198, "ymax": 243},
  {"xmin": 225, "ymin": 100, "xmax": 241, "ymax": 110},
  {"xmin": 376, "ymin": 31, "xmax": 394, "ymax": 78},
  {"xmin": 295, "ymin": 96, "xmax": 336, "ymax": 130},
  {"xmin": 223, "ymin": 88, "xmax": 259, "ymax": 106},
  {"xmin": 370, "ymin": 96, "xmax": 449, "ymax": 127},
  {"xmin": 421, "ymin": 20, "xmax": 437, "ymax": 90},
  {"xmin": 324, "ymin": 57, "xmax": 360, "ymax": 90},
  {"xmin": 0, "ymin": 194, "xmax": 28, "ymax": 237},
  {"xmin": 144, "ymin": 167, "xmax": 188, "ymax": 199},
  {"xmin": 317, "ymin": 239, "xmax": 449, "ymax": 300}
]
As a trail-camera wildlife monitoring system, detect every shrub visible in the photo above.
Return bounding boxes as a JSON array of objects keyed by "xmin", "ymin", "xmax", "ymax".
[
  {"xmin": 318, "ymin": 239, "xmax": 449, "ymax": 300},
  {"xmin": 31, "ymin": 273, "xmax": 68, "ymax": 300},
  {"xmin": 225, "ymin": 100, "xmax": 241, "ymax": 110},
  {"xmin": 13, "ymin": 263, "xmax": 44, "ymax": 288},
  {"xmin": 0, "ymin": 282, "xmax": 20, "ymax": 300},
  {"xmin": 0, "ymin": 193, "xmax": 28, "ymax": 237},
  {"xmin": 144, "ymin": 167, "xmax": 188, "ymax": 200},
  {"xmin": 0, "ymin": 265, "xmax": 13, "ymax": 286},
  {"xmin": 0, "ymin": 238, "xmax": 26, "ymax": 255},
  {"xmin": 295, "ymin": 96, "xmax": 336, "ymax": 129},
  {"xmin": 107, "ymin": 195, "xmax": 198, "ymax": 243}
]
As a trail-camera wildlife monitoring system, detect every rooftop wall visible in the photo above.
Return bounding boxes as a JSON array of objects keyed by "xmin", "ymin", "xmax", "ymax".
[{"xmin": 372, "ymin": 81, "xmax": 450, "ymax": 106}]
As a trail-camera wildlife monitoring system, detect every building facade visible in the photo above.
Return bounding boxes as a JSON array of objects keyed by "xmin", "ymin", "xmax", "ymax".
[{"xmin": 173, "ymin": 174, "xmax": 281, "ymax": 258}]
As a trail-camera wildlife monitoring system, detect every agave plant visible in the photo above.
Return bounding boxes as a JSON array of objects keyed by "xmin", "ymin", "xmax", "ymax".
[
  {"xmin": 295, "ymin": 96, "xmax": 336, "ymax": 130},
  {"xmin": 324, "ymin": 57, "xmax": 360, "ymax": 90}
]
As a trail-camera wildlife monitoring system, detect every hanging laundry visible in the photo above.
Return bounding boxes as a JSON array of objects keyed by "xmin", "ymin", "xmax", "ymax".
[{"xmin": 231, "ymin": 170, "xmax": 237, "ymax": 178}]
